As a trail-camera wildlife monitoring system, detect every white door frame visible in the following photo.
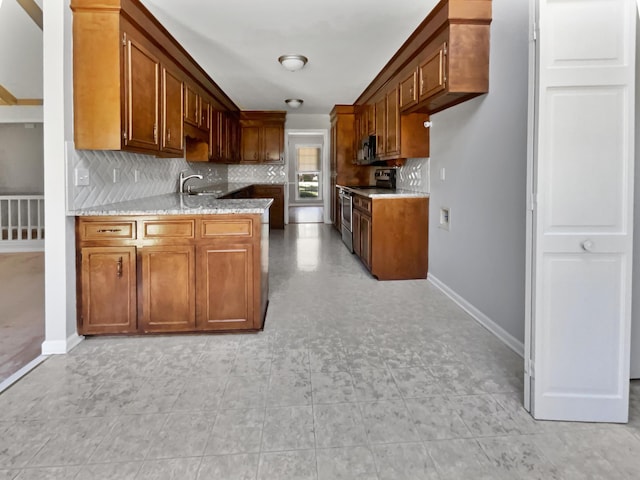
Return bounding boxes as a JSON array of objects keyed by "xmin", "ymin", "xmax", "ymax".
[{"xmin": 285, "ymin": 129, "xmax": 330, "ymax": 224}]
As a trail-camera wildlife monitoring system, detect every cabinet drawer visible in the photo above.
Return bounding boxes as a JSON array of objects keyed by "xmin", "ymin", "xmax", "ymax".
[
  {"xmin": 80, "ymin": 221, "xmax": 136, "ymax": 240},
  {"xmin": 142, "ymin": 220, "xmax": 195, "ymax": 239},
  {"xmin": 201, "ymin": 218, "xmax": 253, "ymax": 238},
  {"xmin": 354, "ymin": 196, "xmax": 372, "ymax": 213}
]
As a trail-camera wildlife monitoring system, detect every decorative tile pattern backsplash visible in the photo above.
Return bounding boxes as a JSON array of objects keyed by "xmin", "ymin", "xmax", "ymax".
[
  {"xmin": 397, "ymin": 158, "xmax": 430, "ymax": 193},
  {"xmin": 227, "ymin": 164, "xmax": 287, "ymax": 184},
  {"xmin": 67, "ymin": 146, "xmax": 225, "ymax": 210}
]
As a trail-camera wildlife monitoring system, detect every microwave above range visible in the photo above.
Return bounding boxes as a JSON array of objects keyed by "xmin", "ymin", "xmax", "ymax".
[{"xmin": 356, "ymin": 135, "xmax": 377, "ymax": 165}]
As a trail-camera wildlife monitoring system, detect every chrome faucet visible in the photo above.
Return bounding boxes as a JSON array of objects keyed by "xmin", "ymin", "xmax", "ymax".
[{"xmin": 179, "ymin": 171, "xmax": 203, "ymax": 194}]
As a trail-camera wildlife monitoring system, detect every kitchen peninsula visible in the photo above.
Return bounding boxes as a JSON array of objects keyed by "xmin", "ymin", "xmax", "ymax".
[{"xmin": 72, "ymin": 185, "xmax": 272, "ymax": 336}]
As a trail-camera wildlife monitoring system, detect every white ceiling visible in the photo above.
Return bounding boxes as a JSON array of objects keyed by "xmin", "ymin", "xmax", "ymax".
[
  {"xmin": 0, "ymin": 0, "xmax": 43, "ymax": 99},
  {"xmin": 141, "ymin": 0, "xmax": 439, "ymax": 114}
]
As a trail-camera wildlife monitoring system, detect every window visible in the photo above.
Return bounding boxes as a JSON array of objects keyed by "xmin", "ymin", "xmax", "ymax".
[{"xmin": 296, "ymin": 146, "xmax": 322, "ymax": 200}]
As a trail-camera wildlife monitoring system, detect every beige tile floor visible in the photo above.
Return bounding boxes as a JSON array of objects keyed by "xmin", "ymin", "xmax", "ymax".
[
  {"xmin": 0, "ymin": 252, "xmax": 44, "ymax": 383},
  {"xmin": 1, "ymin": 224, "xmax": 640, "ymax": 479}
]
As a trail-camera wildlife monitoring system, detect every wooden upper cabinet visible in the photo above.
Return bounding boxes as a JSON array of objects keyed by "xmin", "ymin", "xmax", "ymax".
[
  {"xmin": 239, "ymin": 111, "xmax": 286, "ymax": 164},
  {"xmin": 241, "ymin": 125, "xmax": 261, "ymax": 163},
  {"xmin": 400, "ymin": 69, "xmax": 418, "ymax": 111},
  {"xmin": 374, "ymin": 97, "xmax": 385, "ymax": 157},
  {"xmin": 71, "ymin": 0, "xmax": 240, "ymax": 156},
  {"xmin": 385, "ymin": 85, "xmax": 400, "ymax": 156},
  {"xmin": 263, "ymin": 125, "xmax": 283, "ymax": 163},
  {"xmin": 419, "ymin": 42, "xmax": 447, "ymax": 101},
  {"xmin": 184, "ymin": 84, "xmax": 200, "ymax": 126},
  {"xmin": 161, "ymin": 67, "xmax": 184, "ymax": 155},
  {"xmin": 367, "ymin": 104, "xmax": 376, "ymax": 135},
  {"xmin": 124, "ymin": 34, "xmax": 160, "ymax": 151}
]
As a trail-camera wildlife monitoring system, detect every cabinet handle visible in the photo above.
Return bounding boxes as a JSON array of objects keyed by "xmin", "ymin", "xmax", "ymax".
[
  {"xmin": 153, "ymin": 124, "xmax": 158, "ymax": 143},
  {"xmin": 167, "ymin": 128, "xmax": 171, "ymax": 143},
  {"xmin": 97, "ymin": 228, "xmax": 122, "ymax": 233},
  {"xmin": 116, "ymin": 256, "xmax": 123, "ymax": 278},
  {"xmin": 254, "ymin": 152, "xmax": 258, "ymax": 160}
]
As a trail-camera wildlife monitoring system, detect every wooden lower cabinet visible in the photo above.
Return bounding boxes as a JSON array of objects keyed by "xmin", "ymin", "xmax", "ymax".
[
  {"xmin": 80, "ymin": 246, "xmax": 137, "ymax": 335},
  {"xmin": 197, "ymin": 244, "xmax": 254, "ymax": 330},
  {"xmin": 139, "ymin": 245, "xmax": 196, "ymax": 332},
  {"xmin": 251, "ymin": 185, "xmax": 285, "ymax": 229},
  {"xmin": 76, "ymin": 215, "xmax": 267, "ymax": 335},
  {"xmin": 351, "ymin": 194, "xmax": 428, "ymax": 280}
]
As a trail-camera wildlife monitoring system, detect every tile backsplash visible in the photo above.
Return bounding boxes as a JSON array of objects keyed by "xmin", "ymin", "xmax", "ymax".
[
  {"xmin": 66, "ymin": 145, "xmax": 421, "ymax": 211},
  {"xmin": 397, "ymin": 158, "xmax": 430, "ymax": 193},
  {"xmin": 66, "ymin": 145, "xmax": 226, "ymax": 210},
  {"xmin": 227, "ymin": 164, "xmax": 287, "ymax": 184}
]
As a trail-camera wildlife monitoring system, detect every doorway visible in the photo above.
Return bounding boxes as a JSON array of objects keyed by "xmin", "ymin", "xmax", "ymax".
[{"xmin": 287, "ymin": 133, "xmax": 326, "ymax": 224}]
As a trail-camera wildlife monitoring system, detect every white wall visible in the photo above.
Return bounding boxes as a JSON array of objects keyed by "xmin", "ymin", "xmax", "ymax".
[
  {"xmin": 42, "ymin": 0, "xmax": 80, "ymax": 354},
  {"xmin": 428, "ymin": 0, "xmax": 529, "ymax": 349},
  {"xmin": 630, "ymin": 13, "xmax": 640, "ymax": 379},
  {"xmin": 0, "ymin": 107, "xmax": 43, "ymax": 123},
  {"xmin": 285, "ymin": 114, "xmax": 331, "ymax": 130},
  {"xmin": 0, "ymin": 123, "xmax": 44, "ymax": 194}
]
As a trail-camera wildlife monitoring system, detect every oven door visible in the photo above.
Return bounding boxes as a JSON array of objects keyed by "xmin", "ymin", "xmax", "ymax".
[{"xmin": 339, "ymin": 191, "xmax": 354, "ymax": 253}]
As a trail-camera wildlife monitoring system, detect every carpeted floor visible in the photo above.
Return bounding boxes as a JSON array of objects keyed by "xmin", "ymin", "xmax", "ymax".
[{"xmin": 0, "ymin": 252, "xmax": 44, "ymax": 383}]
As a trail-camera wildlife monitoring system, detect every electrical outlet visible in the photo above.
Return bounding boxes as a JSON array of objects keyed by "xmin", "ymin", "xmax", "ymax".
[
  {"xmin": 74, "ymin": 168, "xmax": 90, "ymax": 186},
  {"xmin": 439, "ymin": 207, "xmax": 450, "ymax": 231},
  {"xmin": 112, "ymin": 168, "xmax": 120, "ymax": 183}
]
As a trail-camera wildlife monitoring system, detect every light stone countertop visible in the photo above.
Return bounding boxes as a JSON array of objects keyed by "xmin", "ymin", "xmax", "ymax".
[
  {"xmin": 338, "ymin": 185, "xmax": 430, "ymax": 198},
  {"xmin": 70, "ymin": 182, "xmax": 275, "ymax": 216}
]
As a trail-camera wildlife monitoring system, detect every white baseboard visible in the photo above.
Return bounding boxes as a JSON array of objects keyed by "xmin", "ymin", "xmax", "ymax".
[
  {"xmin": 0, "ymin": 242, "xmax": 44, "ymax": 253},
  {"xmin": 0, "ymin": 355, "xmax": 49, "ymax": 393},
  {"xmin": 41, "ymin": 332, "xmax": 84, "ymax": 355},
  {"xmin": 428, "ymin": 273, "xmax": 525, "ymax": 358}
]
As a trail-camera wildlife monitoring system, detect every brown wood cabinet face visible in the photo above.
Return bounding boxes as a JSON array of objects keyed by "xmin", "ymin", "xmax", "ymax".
[
  {"xmin": 124, "ymin": 36, "xmax": 159, "ymax": 151},
  {"xmin": 419, "ymin": 43, "xmax": 447, "ymax": 101},
  {"xmin": 385, "ymin": 85, "xmax": 400, "ymax": 156},
  {"xmin": 367, "ymin": 104, "xmax": 376, "ymax": 135},
  {"xmin": 263, "ymin": 125, "xmax": 283, "ymax": 163},
  {"xmin": 375, "ymin": 98, "xmax": 385, "ymax": 156},
  {"xmin": 209, "ymin": 109, "xmax": 220, "ymax": 160},
  {"xmin": 200, "ymin": 99, "xmax": 211, "ymax": 131},
  {"xmin": 400, "ymin": 69, "xmax": 418, "ymax": 111},
  {"xmin": 140, "ymin": 245, "xmax": 195, "ymax": 332},
  {"xmin": 241, "ymin": 125, "xmax": 260, "ymax": 163},
  {"xmin": 184, "ymin": 84, "xmax": 200, "ymax": 126},
  {"xmin": 252, "ymin": 185, "xmax": 285, "ymax": 229},
  {"xmin": 80, "ymin": 246, "xmax": 137, "ymax": 334},
  {"xmin": 360, "ymin": 213, "xmax": 372, "ymax": 269},
  {"xmin": 161, "ymin": 67, "xmax": 184, "ymax": 155},
  {"xmin": 196, "ymin": 244, "xmax": 254, "ymax": 330},
  {"xmin": 352, "ymin": 208, "xmax": 361, "ymax": 257}
]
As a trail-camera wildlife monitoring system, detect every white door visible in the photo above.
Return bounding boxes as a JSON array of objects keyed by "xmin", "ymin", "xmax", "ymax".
[{"xmin": 527, "ymin": 0, "xmax": 636, "ymax": 422}]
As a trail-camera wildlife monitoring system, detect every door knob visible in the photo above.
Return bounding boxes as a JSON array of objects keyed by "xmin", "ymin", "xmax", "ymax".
[{"xmin": 581, "ymin": 240, "xmax": 594, "ymax": 252}]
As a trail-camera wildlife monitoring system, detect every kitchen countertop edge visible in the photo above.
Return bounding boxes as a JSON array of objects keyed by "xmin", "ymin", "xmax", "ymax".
[
  {"xmin": 69, "ymin": 182, "xmax": 277, "ymax": 216},
  {"xmin": 337, "ymin": 185, "xmax": 430, "ymax": 199}
]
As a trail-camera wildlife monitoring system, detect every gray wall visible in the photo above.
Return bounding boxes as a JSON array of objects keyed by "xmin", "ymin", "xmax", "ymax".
[
  {"xmin": 0, "ymin": 123, "xmax": 44, "ymax": 194},
  {"xmin": 428, "ymin": 0, "xmax": 529, "ymax": 344}
]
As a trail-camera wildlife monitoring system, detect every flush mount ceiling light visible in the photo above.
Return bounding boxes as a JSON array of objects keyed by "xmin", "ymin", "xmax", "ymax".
[
  {"xmin": 285, "ymin": 99, "xmax": 304, "ymax": 109},
  {"xmin": 278, "ymin": 54, "xmax": 308, "ymax": 72}
]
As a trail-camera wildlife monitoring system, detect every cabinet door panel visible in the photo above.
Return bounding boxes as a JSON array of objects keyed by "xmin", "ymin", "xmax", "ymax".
[
  {"xmin": 400, "ymin": 70, "xmax": 418, "ymax": 111},
  {"xmin": 353, "ymin": 208, "xmax": 361, "ymax": 257},
  {"xmin": 80, "ymin": 246, "xmax": 137, "ymax": 334},
  {"xmin": 241, "ymin": 126, "xmax": 261, "ymax": 163},
  {"xmin": 184, "ymin": 84, "xmax": 200, "ymax": 126},
  {"xmin": 375, "ymin": 98, "xmax": 386, "ymax": 155},
  {"xmin": 161, "ymin": 67, "xmax": 184, "ymax": 155},
  {"xmin": 419, "ymin": 43, "xmax": 447, "ymax": 100},
  {"xmin": 125, "ymin": 37, "xmax": 159, "ymax": 151},
  {"xmin": 263, "ymin": 125, "xmax": 283, "ymax": 163},
  {"xmin": 197, "ymin": 244, "xmax": 254, "ymax": 330},
  {"xmin": 140, "ymin": 245, "xmax": 195, "ymax": 331},
  {"xmin": 386, "ymin": 85, "xmax": 400, "ymax": 156},
  {"xmin": 360, "ymin": 214, "xmax": 372, "ymax": 269}
]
